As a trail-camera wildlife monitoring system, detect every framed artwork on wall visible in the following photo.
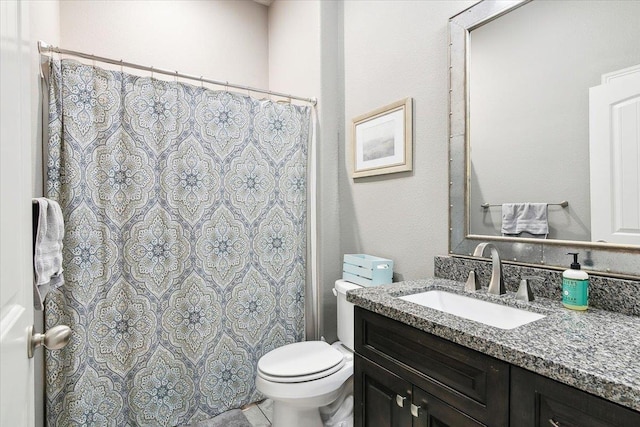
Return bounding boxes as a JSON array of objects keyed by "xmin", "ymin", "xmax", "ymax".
[{"xmin": 352, "ymin": 97, "xmax": 413, "ymax": 178}]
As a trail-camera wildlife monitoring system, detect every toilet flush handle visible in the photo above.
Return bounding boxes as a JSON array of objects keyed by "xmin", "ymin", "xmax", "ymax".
[{"xmin": 332, "ymin": 288, "xmax": 337, "ymax": 297}]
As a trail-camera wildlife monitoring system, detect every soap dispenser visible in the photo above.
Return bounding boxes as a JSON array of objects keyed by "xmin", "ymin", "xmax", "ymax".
[{"xmin": 562, "ymin": 252, "xmax": 589, "ymax": 310}]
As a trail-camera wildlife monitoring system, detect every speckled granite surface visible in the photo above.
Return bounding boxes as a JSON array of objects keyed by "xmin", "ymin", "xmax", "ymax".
[
  {"xmin": 434, "ymin": 255, "xmax": 640, "ymax": 317},
  {"xmin": 347, "ymin": 278, "xmax": 640, "ymax": 411}
]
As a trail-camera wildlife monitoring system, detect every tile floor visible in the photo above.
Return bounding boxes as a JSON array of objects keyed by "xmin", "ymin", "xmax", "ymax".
[{"xmin": 242, "ymin": 399, "xmax": 273, "ymax": 427}]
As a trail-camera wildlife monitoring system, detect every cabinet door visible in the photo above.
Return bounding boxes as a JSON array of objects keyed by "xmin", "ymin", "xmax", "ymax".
[
  {"xmin": 355, "ymin": 354, "xmax": 413, "ymax": 427},
  {"xmin": 511, "ymin": 367, "xmax": 640, "ymax": 427},
  {"xmin": 355, "ymin": 307, "xmax": 509, "ymax": 425},
  {"xmin": 412, "ymin": 387, "xmax": 486, "ymax": 427}
]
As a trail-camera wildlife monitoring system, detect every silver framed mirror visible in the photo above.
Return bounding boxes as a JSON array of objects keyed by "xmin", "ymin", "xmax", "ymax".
[{"xmin": 448, "ymin": 0, "xmax": 640, "ymax": 278}]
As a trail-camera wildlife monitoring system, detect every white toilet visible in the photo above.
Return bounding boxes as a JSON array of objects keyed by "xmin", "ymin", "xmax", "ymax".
[{"xmin": 256, "ymin": 279, "xmax": 361, "ymax": 427}]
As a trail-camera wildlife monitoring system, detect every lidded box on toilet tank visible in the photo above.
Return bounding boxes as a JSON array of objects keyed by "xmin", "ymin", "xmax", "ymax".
[{"xmin": 342, "ymin": 254, "xmax": 393, "ymax": 287}]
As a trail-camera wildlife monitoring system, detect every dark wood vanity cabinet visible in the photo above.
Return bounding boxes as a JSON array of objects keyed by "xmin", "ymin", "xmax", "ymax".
[
  {"xmin": 511, "ymin": 366, "xmax": 640, "ymax": 427},
  {"xmin": 355, "ymin": 354, "xmax": 412, "ymax": 427},
  {"xmin": 355, "ymin": 354, "xmax": 484, "ymax": 427},
  {"xmin": 354, "ymin": 307, "xmax": 640, "ymax": 427},
  {"xmin": 354, "ymin": 307, "xmax": 508, "ymax": 426}
]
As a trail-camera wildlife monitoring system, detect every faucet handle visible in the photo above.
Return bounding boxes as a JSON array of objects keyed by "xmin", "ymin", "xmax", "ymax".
[
  {"xmin": 516, "ymin": 276, "xmax": 542, "ymax": 302},
  {"xmin": 465, "ymin": 270, "xmax": 480, "ymax": 291},
  {"xmin": 516, "ymin": 279, "xmax": 534, "ymax": 302}
]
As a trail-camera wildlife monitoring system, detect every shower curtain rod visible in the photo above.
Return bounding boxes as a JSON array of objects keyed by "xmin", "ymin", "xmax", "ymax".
[{"xmin": 37, "ymin": 41, "xmax": 317, "ymax": 106}]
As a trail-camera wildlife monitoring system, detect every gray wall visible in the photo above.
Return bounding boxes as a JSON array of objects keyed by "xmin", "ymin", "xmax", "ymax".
[{"xmin": 341, "ymin": 0, "xmax": 475, "ymax": 283}]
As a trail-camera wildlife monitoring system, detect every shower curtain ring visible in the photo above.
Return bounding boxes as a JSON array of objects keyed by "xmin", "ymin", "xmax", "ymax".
[
  {"xmin": 150, "ymin": 66, "xmax": 154, "ymax": 79},
  {"xmin": 225, "ymin": 81, "xmax": 229, "ymax": 92},
  {"xmin": 175, "ymin": 71, "xmax": 179, "ymax": 82},
  {"xmin": 200, "ymin": 76, "xmax": 204, "ymax": 88},
  {"xmin": 120, "ymin": 59, "xmax": 123, "ymax": 73}
]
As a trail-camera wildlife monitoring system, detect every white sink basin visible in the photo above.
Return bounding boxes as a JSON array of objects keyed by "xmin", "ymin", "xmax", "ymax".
[{"xmin": 399, "ymin": 290, "xmax": 545, "ymax": 330}]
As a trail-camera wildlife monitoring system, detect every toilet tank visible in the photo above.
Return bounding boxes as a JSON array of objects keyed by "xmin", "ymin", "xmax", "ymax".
[{"xmin": 334, "ymin": 280, "xmax": 362, "ymax": 351}]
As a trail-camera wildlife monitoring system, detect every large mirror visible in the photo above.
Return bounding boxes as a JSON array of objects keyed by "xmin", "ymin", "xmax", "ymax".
[{"xmin": 449, "ymin": 0, "xmax": 640, "ymax": 278}]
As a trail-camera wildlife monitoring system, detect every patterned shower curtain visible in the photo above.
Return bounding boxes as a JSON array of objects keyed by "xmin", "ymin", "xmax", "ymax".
[{"xmin": 44, "ymin": 59, "xmax": 310, "ymax": 426}]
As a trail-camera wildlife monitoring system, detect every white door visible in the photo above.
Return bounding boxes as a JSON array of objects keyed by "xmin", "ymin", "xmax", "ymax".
[
  {"xmin": 0, "ymin": 0, "xmax": 35, "ymax": 425},
  {"xmin": 589, "ymin": 66, "xmax": 640, "ymax": 245}
]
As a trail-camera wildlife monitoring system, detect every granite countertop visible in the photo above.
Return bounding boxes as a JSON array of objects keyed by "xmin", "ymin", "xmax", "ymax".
[{"xmin": 347, "ymin": 278, "xmax": 640, "ymax": 412}]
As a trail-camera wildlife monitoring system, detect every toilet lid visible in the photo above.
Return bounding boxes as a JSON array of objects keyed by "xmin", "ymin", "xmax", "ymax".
[{"xmin": 258, "ymin": 341, "xmax": 345, "ymax": 383}]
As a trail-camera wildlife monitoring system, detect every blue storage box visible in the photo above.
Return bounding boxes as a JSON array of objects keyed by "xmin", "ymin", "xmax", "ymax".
[{"xmin": 342, "ymin": 254, "xmax": 393, "ymax": 287}]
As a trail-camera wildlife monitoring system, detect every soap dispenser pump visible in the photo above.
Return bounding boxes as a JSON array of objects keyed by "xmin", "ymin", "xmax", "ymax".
[{"xmin": 562, "ymin": 252, "xmax": 589, "ymax": 310}]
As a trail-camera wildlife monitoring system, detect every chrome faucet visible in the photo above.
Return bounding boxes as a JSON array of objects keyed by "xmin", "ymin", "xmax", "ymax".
[{"xmin": 472, "ymin": 242, "xmax": 505, "ymax": 295}]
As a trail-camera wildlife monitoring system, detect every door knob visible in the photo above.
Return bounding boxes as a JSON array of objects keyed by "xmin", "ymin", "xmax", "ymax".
[{"xmin": 27, "ymin": 325, "xmax": 71, "ymax": 358}]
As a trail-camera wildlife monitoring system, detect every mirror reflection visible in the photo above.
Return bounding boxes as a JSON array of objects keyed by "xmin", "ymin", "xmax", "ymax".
[{"xmin": 468, "ymin": 0, "xmax": 640, "ymax": 245}]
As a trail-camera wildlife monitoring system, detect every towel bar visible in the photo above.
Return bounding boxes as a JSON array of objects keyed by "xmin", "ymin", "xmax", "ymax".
[{"xmin": 481, "ymin": 201, "xmax": 568, "ymax": 209}]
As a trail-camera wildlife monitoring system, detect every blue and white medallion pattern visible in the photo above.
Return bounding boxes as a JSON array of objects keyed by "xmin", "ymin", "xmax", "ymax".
[
  {"xmin": 162, "ymin": 272, "xmax": 222, "ymax": 362},
  {"xmin": 45, "ymin": 59, "xmax": 310, "ymax": 426},
  {"xmin": 256, "ymin": 206, "xmax": 297, "ymax": 281},
  {"xmin": 195, "ymin": 90, "xmax": 250, "ymax": 159},
  {"xmin": 60, "ymin": 61, "xmax": 120, "ymax": 147},
  {"xmin": 58, "ymin": 367, "xmax": 123, "ymax": 427},
  {"xmin": 200, "ymin": 335, "xmax": 254, "ymax": 414},
  {"xmin": 281, "ymin": 153, "xmax": 307, "ymax": 220},
  {"xmin": 63, "ymin": 204, "xmax": 117, "ymax": 305},
  {"xmin": 161, "ymin": 137, "xmax": 220, "ymax": 225},
  {"xmin": 125, "ymin": 77, "xmax": 190, "ymax": 152},
  {"xmin": 88, "ymin": 279, "xmax": 156, "ymax": 374},
  {"xmin": 226, "ymin": 145, "xmax": 275, "ymax": 223},
  {"xmin": 226, "ymin": 267, "xmax": 277, "ymax": 346},
  {"xmin": 283, "ymin": 264, "xmax": 306, "ymax": 339},
  {"xmin": 254, "ymin": 101, "xmax": 303, "ymax": 162},
  {"xmin": 129, "ymin": 346, "xmax": 195, "ymax": 426},
  {"xmin": 87, "ymin": 128, "xmax": 154, "ymax": 223},
  {"xmin": 196, "ymin": 206, "xmax": 249, "ymax": 285},
  {"xmin": 125, "ymin": 206, "xmax": 189, "ymax": 297}
]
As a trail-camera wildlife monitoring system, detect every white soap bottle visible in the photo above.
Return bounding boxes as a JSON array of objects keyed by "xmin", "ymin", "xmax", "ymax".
[{"xmin": 561, "ymin": 252, "xmax": 589, "ymax": 310}]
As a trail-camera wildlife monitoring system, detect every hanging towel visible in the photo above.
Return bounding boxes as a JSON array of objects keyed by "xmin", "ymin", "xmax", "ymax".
[
  {"xmin": 501, "ymin": 203, "xmax": 549, "ymax": 237},
  {"xmin": 32, "ymin": 198, "xmax": 64, "ymax": 310}
]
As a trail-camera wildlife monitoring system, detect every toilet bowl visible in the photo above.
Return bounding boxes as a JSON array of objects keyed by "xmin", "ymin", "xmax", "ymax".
[{"xmin": 255, "ymin": 280, "xmax": 361, "ymax": 427}]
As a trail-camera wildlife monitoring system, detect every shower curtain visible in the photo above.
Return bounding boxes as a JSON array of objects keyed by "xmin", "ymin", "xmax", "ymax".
[{"xmin": 45, "ymin": 59, "xmax": 310, "ymax": 426}]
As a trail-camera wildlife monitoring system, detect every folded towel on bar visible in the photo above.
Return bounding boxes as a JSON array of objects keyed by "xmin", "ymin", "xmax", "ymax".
[
  {"xmin": 32, "ymin": 198, "xmax": 65, "ymax": 310},
  {"xmin": 501, "ymin": 203, "xmax": 549, "ymax": 237}
]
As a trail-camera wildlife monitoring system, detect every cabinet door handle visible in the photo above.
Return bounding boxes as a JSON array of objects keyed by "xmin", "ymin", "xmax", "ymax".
[
  {"xmin": 411, "ymin": 403, "xmax": 422, "ymax": 418},
  {"xmin": 395, "ymin": 395, "xmax": 406, "ymax": 408},
  {"xmin": 548, "ymin": 419, "xmax": 560, "ymax": 427}
]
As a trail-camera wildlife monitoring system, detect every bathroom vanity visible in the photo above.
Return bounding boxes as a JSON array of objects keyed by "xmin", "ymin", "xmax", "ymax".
[{"xmin": 349, "ymin": 279, "xmax": 640, "ymax": 426}]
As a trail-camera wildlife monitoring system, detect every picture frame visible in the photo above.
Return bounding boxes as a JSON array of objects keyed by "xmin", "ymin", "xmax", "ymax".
[{"xmin": 352, "ymin": 97, "xmax": 413, "ymax": 178}]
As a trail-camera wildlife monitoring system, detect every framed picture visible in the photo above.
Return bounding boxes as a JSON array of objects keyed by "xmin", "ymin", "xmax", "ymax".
[{"xmin": 352, "ymin": 98, "xmax": 413, "ymax": 178}]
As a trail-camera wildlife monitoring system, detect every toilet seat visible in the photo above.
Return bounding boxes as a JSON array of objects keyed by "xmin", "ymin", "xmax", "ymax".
[
  {"xmin": 256, "ymin": 358, "xmax": 353, "ymax": 402},
  {"xmin": 258, "ymin": 341, "xmax": 345, "ymax": 383}
]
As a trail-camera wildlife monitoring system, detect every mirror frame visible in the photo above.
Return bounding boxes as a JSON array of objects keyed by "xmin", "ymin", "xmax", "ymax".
[{"xmin": 448, "ymin": 0, "xmax": 640, "ymax": 279}]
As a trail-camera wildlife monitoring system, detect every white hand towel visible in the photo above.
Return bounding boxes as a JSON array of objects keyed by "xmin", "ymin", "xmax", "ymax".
[
  {"xmin": 501, "ymin": 203, "xmax": 549, "ymax": 236},
  {"xmin": 32, "ymin": 198, "xmax": 65, "ymax": 310}
]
